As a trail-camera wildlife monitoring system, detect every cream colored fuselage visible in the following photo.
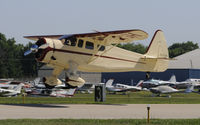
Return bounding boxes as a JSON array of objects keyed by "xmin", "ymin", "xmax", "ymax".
[{"xmin": 40, "ymin": 38, "xmax": 167, "ymax": 73}]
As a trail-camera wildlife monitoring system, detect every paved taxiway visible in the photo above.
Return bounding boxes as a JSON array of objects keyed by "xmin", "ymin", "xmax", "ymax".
[{"xmin": 0, "ymin": 104, "xmax": 200, "ymax": 119}]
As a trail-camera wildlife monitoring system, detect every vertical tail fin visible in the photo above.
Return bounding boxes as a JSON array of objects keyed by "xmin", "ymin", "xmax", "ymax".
[
  {"xmin": 105, "ymin": 79, "xmax": 114, "ymax": 87},
  {"xmin": 169, "ymin": 75, "xmax": 176, "ymax": 83},
  {"xmin": 136, "ymin": 80, "xmax": 143, "ymax": 87},
  {"xmin": 145, "ymin": 30, "xmax": 168, "ymax": 58},
  {"xmin": 143, "ymin": 30, "xmax": 169, "ymax": 72},
  {"xmin": 185, "ymin": 85, "xmax": 194, "ymax": 93},
  {"xmin": 33, "ymin": 77, "xmax": 40, "ymax": 85},
  {"xmin": 14, "ymin": 83, "xmax": 24, "ymax": 92}
]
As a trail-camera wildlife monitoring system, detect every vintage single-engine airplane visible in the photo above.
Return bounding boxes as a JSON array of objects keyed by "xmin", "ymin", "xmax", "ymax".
[{"xmin": 24, "ymin": 29, "xmax": 169, "ymax": 89}]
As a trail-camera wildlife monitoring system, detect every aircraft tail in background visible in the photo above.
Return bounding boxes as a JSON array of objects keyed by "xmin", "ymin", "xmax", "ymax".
[
  {"xmin": 105, "ymin": 79, "xmax": 114, "ymax": 87},
  {"xmin": 169, "ymin": 75, "xmax": 176, "ymax": 83},
  {"xmin": 14, "ymin": 83, "xmax": 24, "ymax": 92},
  {"xmin": 136, "ymin": 80, "xmax": 143, "ymax": 87}
]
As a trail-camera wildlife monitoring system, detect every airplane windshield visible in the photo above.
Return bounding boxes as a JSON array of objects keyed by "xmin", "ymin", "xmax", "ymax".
[
  {"xmin": 64, "ymin": 37, "xmax": 77, "ymax": 46},
  {"xmin": 63, "ymin": 37, "xmax": 105, "ymax": 51}
]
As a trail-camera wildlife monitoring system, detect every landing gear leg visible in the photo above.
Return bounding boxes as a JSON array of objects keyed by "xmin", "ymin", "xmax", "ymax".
[
  {"xmin": 42, "ymin": 66, "xmax": 63, "ymax": 89},
  {"xmin": 64, "ymin": 61, "xmax": 85, "ymax": 88}
]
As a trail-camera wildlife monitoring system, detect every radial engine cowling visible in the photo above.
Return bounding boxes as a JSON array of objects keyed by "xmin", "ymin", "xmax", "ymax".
[{"xmin": 34, "ymin": 38, "xmax": 63, "ymax": 62}]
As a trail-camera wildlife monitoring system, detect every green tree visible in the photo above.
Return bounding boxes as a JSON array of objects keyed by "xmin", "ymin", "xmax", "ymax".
[
  {"xmin": 117, "ymin": 43, "xmax": 147, "ymax": 54},
  {"xmin": 0, "ymin": 33, "xmax": 9, "ymax": 77},
  {"xmin": 0, "ymin": 33, "xmax": 37, "ymax": 78},
  {"xmin": 168, "ymin": 41, "xmax": 199, "ymax": 58},
  {"xmin": 21, "ymin": 42, "xmax": 38, "ymax": 77}
]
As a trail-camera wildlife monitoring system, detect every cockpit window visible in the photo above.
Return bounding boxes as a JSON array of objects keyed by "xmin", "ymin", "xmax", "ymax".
[
  {"xmin": 97, "ymin": 44, "xmax": 105, "ymax": 51},
  {"xmin": 64, "ymin": 36, "xmax": 77, "ymax": 46},
  {"xmin": 85, "ymin": 41, "xmax": 94, "ymax": 50},
  {"xmin": 78, "ymin": 39, "xmax": 84, "ymax": 48}
]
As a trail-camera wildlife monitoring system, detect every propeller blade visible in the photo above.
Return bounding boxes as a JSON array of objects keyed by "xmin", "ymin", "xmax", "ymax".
[
  {"xmin": 24, "ymin": 50, "xmax": 32, "ymax": 56},
  {"xmin": 30, "ymin": 44, "xmax": 38, "ymax": 51}
]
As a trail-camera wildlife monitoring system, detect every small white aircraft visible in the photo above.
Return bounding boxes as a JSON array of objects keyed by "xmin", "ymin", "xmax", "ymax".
[
  {"xmin": 0, "ymin": 83, "xmax": 24, "ymax": 97},
  {"xmin": 106, "ymin": 79, "xmax": 143, "ymax": 93},
  {"xmin": 77, "ymin": 83, "xmax": 94, "ymax": 94},
  {"xmin": 24, "ymin": 29, "xmax": 169, "ymax": 90},
  {"xmin": 0, "ymin": 79, "xmax": 31, "ymax": 92},
  {"xmin": 142, "ymin": 75, "xmax": 176, "ymax": 88},
  {"xmin": 172, "ymin": 78, "xmax": 200, "ymax": 89},
  {"xmin": 149, "ymin": 85, "xmax": 193, "ymax": 97},
  {"xmin": 50, "ymin": 88, "xmax": 76, "ymax": 97}
]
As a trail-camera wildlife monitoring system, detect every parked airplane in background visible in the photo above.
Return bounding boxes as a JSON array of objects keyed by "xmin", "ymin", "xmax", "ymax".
[
  {"xmin": 142, "ymin": 75, "xmax": 176, "ymax": 88},
  {"xmin": 0, "ymin": 83, "xmax": 24, "ymax": 97},
  {"xmin": 77, "ymin": 83, "xmax": 94, "ymax": 93},
  {"xmin": 106, "ymin": 79, "xmax": 143, "ymax": 93},
  {"xmin": 149, "ymin": 85, "xmax": 193, "ymax": 98},
  {"xmin": 28, "ymin": 77, "xmax": 95, "ymax": 96},
  {"xmin": 24, "ymin": 29, "xmax": 169, "ymax": 93},
  {"xmin": 142, "ymin": 75, "xmax": 200, "ymax": 90},
  {"xmin": 0, "ymin": 79, "xmax": 31, "ymax": 92},
  {"xmin": 171, "ymin": 78, "xmax": 200, "ymax": 89},
  {"xmin": 0, "ymin": 79, "xmax": 12, "ymax": 84},
  {"xmin": 50, "ymin": 88, "xmax": 76, "ymax": 97}
]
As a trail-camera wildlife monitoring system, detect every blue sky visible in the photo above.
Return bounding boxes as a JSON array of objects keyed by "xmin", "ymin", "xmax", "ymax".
[{"xmin": 0, "ymin": 0, "xmax": 200, "ymax": 46}]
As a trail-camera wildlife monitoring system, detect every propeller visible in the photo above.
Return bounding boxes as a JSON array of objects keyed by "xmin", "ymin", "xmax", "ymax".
[
  {"xmin": 24, "ymin": 50, "xmax": 33, "ymax": 56},
  {"xmin": 24, "ymin": 44, "xmax": 50, "ymax": 56},
  {"xmin": 24, "ymin": 44, "xmax": 38, "ymax": 56}
]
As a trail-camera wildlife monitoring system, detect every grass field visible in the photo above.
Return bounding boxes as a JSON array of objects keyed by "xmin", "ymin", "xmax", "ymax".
[
  {"xmin": 0, "ymin": 119, "xmax": 200, "ymax": 125},
  {"xmin": 0, "ymin": 91, "xmax": 200, "ymax": 104},
  {"xmin": 1, "ymin": 92, "xmax": 200, "ymax": 124}
]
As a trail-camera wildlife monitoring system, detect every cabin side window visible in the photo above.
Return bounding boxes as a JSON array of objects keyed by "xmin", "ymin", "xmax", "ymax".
[
  {"xmin": 97, "ymin": 44, "xmax": 105, "ymax": 51},
  {"xmin": 78, "ymin": 39, "xmax": 84, "ymax": 48},
  {"xmin": 64, "ymin": 37, "xmax": 77, "ymax": 46},
  {"xmin": 85, "ymin": 41, "xmax": 94, "ymax": 50}
]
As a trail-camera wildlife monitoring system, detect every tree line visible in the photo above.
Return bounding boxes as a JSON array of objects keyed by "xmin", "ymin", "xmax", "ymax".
[
  {"xmin": 0, "ymin": 33, "xmax": 199, "ymax": 78},
  {"xmin": 0, "ymin": 33, "xmax": 37, "ymax": 78},
  {"xmin": 117, "ymin": 41, "xmax": 199, "ymax": 58}
]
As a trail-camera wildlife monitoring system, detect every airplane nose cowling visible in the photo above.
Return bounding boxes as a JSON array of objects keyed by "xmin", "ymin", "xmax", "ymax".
[{"xmin": 34, "ymin": 38, "xmax": 63, "ymax": 62}]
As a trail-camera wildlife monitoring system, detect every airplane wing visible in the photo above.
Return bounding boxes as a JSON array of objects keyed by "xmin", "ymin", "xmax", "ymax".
[
  {"xmin": 24, "ymin": 35, "xmax": 63, "ymax": 41},
  {"xmin": 24, "ymin": 29, "xmax": 148, "ymax": 45}
]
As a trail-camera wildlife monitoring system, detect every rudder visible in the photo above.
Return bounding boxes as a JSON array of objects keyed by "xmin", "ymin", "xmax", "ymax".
[
  {"xmin": 145, "ymin": 30, "xmax": 168, "ymax": 58},
  {"xmin": 143, "ymin": 30, "xmax": 169, "ymax": 72}
]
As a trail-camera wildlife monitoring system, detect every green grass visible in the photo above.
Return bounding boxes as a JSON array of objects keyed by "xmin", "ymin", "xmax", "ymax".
[
  {"xmin": 0, "ymin": 91, "xmax": 200, "ymax": 104},
  {"xmin": 0, "ymin": 119, "xmax": 200, "ymax": 125}
]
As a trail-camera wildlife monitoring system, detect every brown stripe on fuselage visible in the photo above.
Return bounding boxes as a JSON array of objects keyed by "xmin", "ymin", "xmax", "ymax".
[{"xmin": 53, "ymin": 49, "xmax": 145, "ymax": 64}]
